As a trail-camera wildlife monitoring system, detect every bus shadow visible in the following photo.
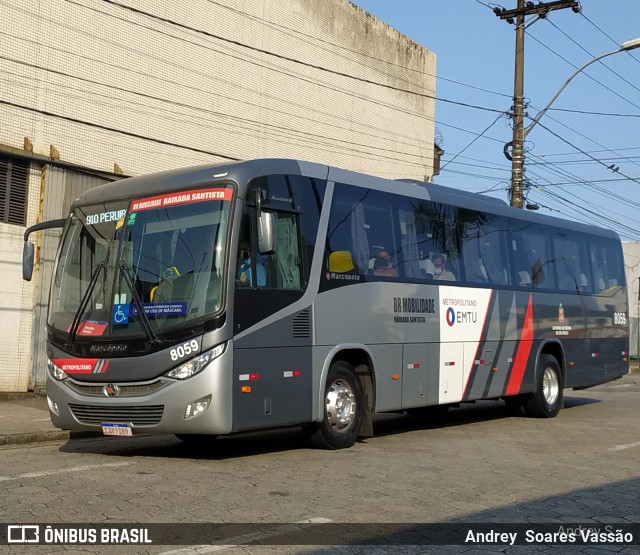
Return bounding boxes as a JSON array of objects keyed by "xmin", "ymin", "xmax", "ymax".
[
  {"xmin": 58, "ymin": 394, "xmax": 600, "ymax": 460},
  {"xmin": 563, "ymin": 395, "xmax": 601, "ymax": 409},
  {"xmin": 58, "ymin": 426, "xmax": 317, "ymax": 460}
]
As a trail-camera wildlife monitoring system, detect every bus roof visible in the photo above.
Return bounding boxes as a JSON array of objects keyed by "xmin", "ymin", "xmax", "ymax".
[{"xmin": 72, "ymin": 158, "xmax": 619, "ymax": 241}]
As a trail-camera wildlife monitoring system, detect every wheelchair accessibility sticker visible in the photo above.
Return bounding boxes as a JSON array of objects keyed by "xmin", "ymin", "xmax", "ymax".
[{"xmin": 112, "ymin": 304, "xmax": 129, "ymax": 325}]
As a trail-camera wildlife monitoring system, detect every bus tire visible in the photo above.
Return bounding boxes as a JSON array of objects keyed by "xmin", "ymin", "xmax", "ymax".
[
  {"xmin": 309, "ymin": 361, "xmax": 364, "ymax": 450},
  {"xmin": 524, "ymin": 354, "xmax": 563, "ymax": 418}
]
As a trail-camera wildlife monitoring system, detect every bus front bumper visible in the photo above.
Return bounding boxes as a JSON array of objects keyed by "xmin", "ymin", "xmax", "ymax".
[{"xmin": 45, "ymin": 360, "xmax": 233, "ymax": 437}]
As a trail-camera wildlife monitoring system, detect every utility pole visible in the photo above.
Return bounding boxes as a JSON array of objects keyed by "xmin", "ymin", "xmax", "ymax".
[{"xmin": 494, "ymin": 0, "xmax": 580, "ymax": 208}]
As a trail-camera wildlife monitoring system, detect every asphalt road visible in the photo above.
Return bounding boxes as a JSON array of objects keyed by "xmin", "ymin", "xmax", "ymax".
[{"xmin": 1, "ymin": 374, "xmax": 639, "ymax": 554}]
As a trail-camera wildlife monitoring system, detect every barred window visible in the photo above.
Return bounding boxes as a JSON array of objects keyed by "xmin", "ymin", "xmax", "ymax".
[{"xmin": 0, "ymin": 155, "xmax": 29, "ymax": 226}]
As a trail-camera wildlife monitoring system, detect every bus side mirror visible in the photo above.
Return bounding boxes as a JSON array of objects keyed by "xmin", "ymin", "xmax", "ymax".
[
  {"xmin": 23, "ymin": 241, "xmax": 35, "ymax": 281},
  {"xmin": 253, "ymin": 188, "xmax": 275, "ymax": 254},
  {"xmin": 257, "ymin": 210, "xmax": 275, "ymax": 254},
  {"xmin": 21, "ymin": 217, "xmax": 68, "ymax": 282}
]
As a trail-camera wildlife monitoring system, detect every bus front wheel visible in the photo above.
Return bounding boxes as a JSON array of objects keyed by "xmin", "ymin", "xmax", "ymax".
[
  {"xmin": 524, "ymin": 354, "xmax": 563, "ymax": 418},
  {"xmin": 309, "ymin": 361, "xmax": 364, "ymax": 450}
]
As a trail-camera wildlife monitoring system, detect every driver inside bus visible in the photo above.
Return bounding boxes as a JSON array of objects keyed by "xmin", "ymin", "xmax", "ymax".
[{"xmin": 238, "ymin": 240, "xmax": 267, "ymax": 287}]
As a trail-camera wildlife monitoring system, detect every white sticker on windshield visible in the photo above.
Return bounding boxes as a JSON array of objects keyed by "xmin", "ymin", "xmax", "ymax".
[{"xmin": 86, "ymin": 209, "xmax": 127, "ymax": 226}]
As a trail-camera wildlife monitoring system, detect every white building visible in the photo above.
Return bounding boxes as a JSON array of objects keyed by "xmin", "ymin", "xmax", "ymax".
[{"xmin": 0, "ymin": 0, "xmax": 437, "ymax": 391}]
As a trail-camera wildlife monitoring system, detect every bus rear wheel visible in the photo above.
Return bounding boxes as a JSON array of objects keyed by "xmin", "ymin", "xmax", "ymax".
[
  {"xmin": 309, "ymin": 361, "xmax": 364, "ymax": 450},
  {"xmin": 524, "ymin": 354, "xmax": 563, "ymax": 418}
]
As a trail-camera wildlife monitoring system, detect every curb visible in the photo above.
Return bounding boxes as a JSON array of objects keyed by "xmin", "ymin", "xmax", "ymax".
[
  {"xmin": 0, "ymin": 430, "xmax": 71, "ymax": 446},
  {"xmin": 0, "ymin": 430, "xmax": 103, "ymax": 447}
]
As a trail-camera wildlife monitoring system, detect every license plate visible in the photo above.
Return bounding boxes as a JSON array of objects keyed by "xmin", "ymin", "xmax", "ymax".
[{"xmin": 101, "ymin": 423, "xmax": 133, "ymax": 437}]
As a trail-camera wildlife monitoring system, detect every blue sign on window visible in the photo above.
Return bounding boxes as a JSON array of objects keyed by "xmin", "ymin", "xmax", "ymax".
[
  {"xmin": 130, "ymin": 302, "xmax": 188, "ymax": 317},
  {"xmin": 112, "ymin": 304, "xmax": 129, "ymax": 325}
]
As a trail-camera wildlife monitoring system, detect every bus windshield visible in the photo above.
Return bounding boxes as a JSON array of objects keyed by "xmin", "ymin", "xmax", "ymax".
[{"xmin": 48, "ymin": 186, "xmax": 234, "ymax": 342}]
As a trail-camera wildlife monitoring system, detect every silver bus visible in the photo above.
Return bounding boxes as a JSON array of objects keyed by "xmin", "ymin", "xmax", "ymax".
[{"xmin": 23, "ymin": 159, "xmax": 629, "ymax": 449}]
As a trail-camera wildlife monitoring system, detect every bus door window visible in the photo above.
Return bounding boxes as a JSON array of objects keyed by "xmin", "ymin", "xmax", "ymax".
[
  {"xmin": 273, "ymin": 211, "xmax": 302, "ymax": 289},
  {"xmin": 235, "ymin": 175, "xmax": 313, "ymax": 333},
  {"xmin": 287, "ymin": 175, "xmax": 326, "ymax": 287}
]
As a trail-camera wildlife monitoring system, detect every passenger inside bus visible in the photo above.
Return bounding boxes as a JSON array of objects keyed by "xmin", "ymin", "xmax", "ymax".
[
  {"xmin": 372, "ymin": 249, "xmax": 398, "ymax": 277},
  {"xmin": 431, "ymin": 253, "xmax": 456, "ymax": 281}
]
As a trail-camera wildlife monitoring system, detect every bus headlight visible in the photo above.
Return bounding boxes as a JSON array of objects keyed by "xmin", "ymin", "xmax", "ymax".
[
  {"xmin": 47, "ymin": 358, "xmax": 68, "ymax": 381},
  {"xmin": 165, "ymin": 343, "xmax": 226, "ymax": 380}
]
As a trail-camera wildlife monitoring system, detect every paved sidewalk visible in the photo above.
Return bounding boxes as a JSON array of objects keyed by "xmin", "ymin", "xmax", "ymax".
[
  {"xmin": 0, "ymin": 393, "xmax": 69, "ymax": 446},
  {"xmin": 1, "ymin": 371, "xmax": 638, "ymax": 447}
]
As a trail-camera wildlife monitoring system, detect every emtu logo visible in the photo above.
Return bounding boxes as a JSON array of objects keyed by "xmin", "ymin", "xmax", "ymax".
[{"xmin": 446, "ymin": 307, "xmax": 456, "ymax": 327}]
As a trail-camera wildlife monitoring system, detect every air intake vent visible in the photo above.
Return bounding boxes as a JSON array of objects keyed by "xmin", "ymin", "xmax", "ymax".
[
  {"xmin": 292, "ymin": 309, "xmax": 311, "ymax": 339},
  {"xmin": 69, "ymin": 404, "xmax": 164, "ymax": 426}
]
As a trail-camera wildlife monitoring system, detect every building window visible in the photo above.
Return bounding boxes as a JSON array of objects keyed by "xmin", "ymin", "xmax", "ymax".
[{"xmin": 0, "ymin": 155, "xmax": 29, "ymax": 226}]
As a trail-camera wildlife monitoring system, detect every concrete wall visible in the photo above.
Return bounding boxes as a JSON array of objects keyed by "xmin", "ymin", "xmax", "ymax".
[
  {"xmin": 0, "ymin": 0, "xmax": 436, "ymax": 391},
  {"xmin": 1, "ymin": 0, "xmax": 435, "ymax": 180}
]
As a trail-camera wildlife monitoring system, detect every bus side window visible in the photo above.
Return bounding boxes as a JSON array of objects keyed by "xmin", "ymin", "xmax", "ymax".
[{"xmin": 510, "ymin": 223, "xmax": 556, "ymax": 289}]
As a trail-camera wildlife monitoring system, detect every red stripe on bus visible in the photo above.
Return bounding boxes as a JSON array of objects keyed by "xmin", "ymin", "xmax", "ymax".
[{"xmin": 505, "ymin": 294, "xmax": 534, "ymax": 395}]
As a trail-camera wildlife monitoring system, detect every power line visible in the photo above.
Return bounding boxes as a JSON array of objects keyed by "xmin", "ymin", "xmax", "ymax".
[
  {"xmin": 4, "ymin": 66, "xmax": 430, "ymax": 164},
  {"xmin": 440, "ymin": 114, "xmax": 505, "ymax": 170},
  {"xmin": 94, "ymin": 0, "xmax": 504, "ymax": 114},
  {"xmin": 533, "ymin": 120, "xmax": 640, "ymax": 186},
  {"xmin": 548, "ymin": 107, "xmax": 640, "ymax": 117},
  {"xmin": 580, "ymin": 12, "xmax": 640, "ymax": 67},
  {"xmin": 0, "ymin": 99, "xmax": 240, "ymax": 160},
  {"xmin": 525, "ymin": 102, "xmax": 640, "ymax": 171},
  {"xmin": 545, "ymin": 18, "xmax": 640, "ymax": 96},
  {"xmin": 525, "ymin": 32, "xmax": 640, "ymax": 111},
  {"xmin": 205, "ymin": 0, "xmax": 514, "ymax": 100}
]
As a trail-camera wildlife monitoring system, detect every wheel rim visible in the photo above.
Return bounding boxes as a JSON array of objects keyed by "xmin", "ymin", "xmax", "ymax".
[
  {"xmin": 542, "ymin": 367, "xmax": 560, "ymax": 405},
  {"xmin": 325, "ymin": 378, "xmax": 356, "ymax": 432}
]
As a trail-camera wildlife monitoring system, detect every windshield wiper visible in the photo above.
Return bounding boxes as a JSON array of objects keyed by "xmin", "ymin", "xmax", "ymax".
[
  {"xmin": 118, "ymin": 262, "xmax": 161, "ymax": 345},
  {"xmin": 66, "ymin": 261, "xmax": 107, "ymax": 347}
]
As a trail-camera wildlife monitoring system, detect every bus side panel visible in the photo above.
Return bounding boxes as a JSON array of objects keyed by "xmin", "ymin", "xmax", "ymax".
[
  {"xmin": 536, "ymin": 289, "xmax": 628, "ymax": 389},
  {"xmin": 232, "ymin": 345, "xmax": 312, "ymax": 431},
  {"xmin": 315, "ymin": 282, "xmax": 440, "ymax": 412},
  {"xmin": 402, "ymin": 342, "xmax": 438, "ymax": 409},
  {"xmin": 232, "ymin": 310, "xmax": 315, "ymax": 432}
]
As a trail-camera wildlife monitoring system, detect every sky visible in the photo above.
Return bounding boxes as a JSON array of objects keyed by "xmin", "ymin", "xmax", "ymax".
[{"xmin": 349, "ymin": 0, "xmax": 640, "ymax": 240}]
